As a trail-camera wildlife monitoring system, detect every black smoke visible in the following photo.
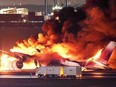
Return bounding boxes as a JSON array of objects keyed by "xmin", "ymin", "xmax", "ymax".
[{"xmin": 11, "ymin": 0, "xmax": 116, "ymax": 68}]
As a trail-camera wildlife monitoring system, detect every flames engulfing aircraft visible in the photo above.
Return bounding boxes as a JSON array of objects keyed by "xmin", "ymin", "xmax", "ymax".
[
  {"xmin": 85, "ymin": 41, "xmax": 116, "ymax": 69},
  {"xmin": 60, "ymin": 41, "xmax": 116, "ymax": 69},
  {"xmin": 2, "ymin": 41, "xmax": 116, "ymax": 70},
  {"xmin": 1, "ymin": 49, "xmax": 40, "ymax": 69}
]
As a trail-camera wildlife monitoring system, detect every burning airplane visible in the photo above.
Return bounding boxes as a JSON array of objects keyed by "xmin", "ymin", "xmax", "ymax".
[
  {"xmin": 0, "ymin": 41, "xmax": 115, "ymax": 70},
  {"xmin": 0, "ymin": 0, "xmax": 116, "ymax": 71},
  {"xmin": 54, "ymin": 41, "xmax": 116, "ymax": 70}
]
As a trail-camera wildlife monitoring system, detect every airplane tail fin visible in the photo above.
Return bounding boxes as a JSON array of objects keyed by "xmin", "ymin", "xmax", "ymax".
[{"xmin": 97, "ymin": 41, "xmax": 116, "ymax": 65}]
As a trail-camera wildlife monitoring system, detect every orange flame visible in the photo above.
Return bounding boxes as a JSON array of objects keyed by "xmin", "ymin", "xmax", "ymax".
[
  {"xmin": 22, "ymin": 62, "xmax": 38, "ymax": 69},
  {"xmin": 0, "ymin": 54, "xmax": 38, "ymax": 70},
  {"xmin": 85, "ymin": 49, "xmax": 108, "ymax": 69},
  {"xmin": 0, "ymin": 46, "xmax": 104, "ymax": 70},
  {"xmin": 0, "ymin": 54, "xmax": 16, "ymax": 70},
  {"xmin": 51, "ymin": 44, "xmax": 72, "ymax": 58},
  {"xmin": 87, "ymin": 49, "xmax": 102, "ymax": 61}
]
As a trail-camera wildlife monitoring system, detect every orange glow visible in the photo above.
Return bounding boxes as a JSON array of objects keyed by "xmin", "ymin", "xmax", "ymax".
[
  {"xmin": 87, "ymin": 49, "xmax": 102, "ymax": 62},
  {"xmin": 85, "ymin": 49, "xmax": 107, "ymax": 69},
  {"xmin": 93, "ymin": 49, "xmax": 102, "ymax": 60},
  {"xmin": 10, "ymin": 46, "xmax": 38, "ymax": 55},
  {"xmin": 60, "ymin": 66, "xmax": 64, "ymax": 76},
  {"xmin": 0, "ymin": 54, "xmax": 16, "ymax": 70},
  {"xmin": 52, "ymin": 44, "xmax": 72, "ymax": 58},
  {"xmin": 22, "ymin": 62, "xmax": 38, "ymax": 69},
  {"xmin": 0, "ymin": 54, "xmax": 38, "ymax": 70},
  {"xmin": 0, "ymin": 48, "xmax": 104, "ymax": 71},
  {"xmin": 1, "ymin": 2, "xmax": 116, "ymax": 71}
]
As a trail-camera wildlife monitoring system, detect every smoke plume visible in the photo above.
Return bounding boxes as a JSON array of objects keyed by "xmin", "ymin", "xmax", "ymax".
[{"xmin": 11, "ymin": 0, "xmax": 116, "ymax": 68}]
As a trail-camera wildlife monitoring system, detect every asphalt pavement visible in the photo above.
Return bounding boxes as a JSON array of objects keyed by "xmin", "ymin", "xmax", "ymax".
[
  {"xmin": 0, "ymin": 78, "xmax": 116, "ymax": 87},
  {"xmin": 0, "ymin": 70, "xmax": 116, "ymax": 87}
]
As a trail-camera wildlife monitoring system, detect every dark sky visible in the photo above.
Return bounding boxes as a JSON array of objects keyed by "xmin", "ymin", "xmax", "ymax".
[{"xmin": 0, "ymin": 0, "xmax": 85, "ymax": 5}]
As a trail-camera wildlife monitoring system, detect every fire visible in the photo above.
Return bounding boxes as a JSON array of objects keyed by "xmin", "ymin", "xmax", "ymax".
[
  {"xmin": 0, "ymin": 42, "xmax": 115, "ymax": 70},
  {"xmin": 10, "ymin": 44, "xmax": 38, "ymax": 55},
  {"xmin": 0, "ymin": 48, "xmax": 103, "ymax": 71},
  {"xmin": 0, "ymin": 54, "xmax": 38, "ymax": 70},
  {"xmin": 51, "ymin": 44, "xmax": 72, "ymax": 58},
  {"xmin": 85, "ymin": 49, "xmax": 108, "ymax": 69},
  {"xmin": 1, "ymin": 0, "xmax": 116, "ymax": 70},
  {"xmin": 0, "ymin": 54, "xmax": 16, "ymax": 70},
  {"xmin": 93, "ymin": 49, "xmax": 102, "ymax": 60},
  {"xmin": 60, "ymin": 66, "xmax": 64, "ymax": 76},
  {"xmin": 87, "ymin": 49, "xmax": 102, "ymax": 61},
  {"xmin": 22, "ymin": 62, "xmax": 38, "ymax": 69}
]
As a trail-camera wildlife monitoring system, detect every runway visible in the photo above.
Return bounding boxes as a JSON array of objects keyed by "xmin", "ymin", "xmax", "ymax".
[
  {"xmin": 0, "ymin": 69, "xmax": 116, "ymax": 87},
  {"xmin": 0, "ymin": 78, "xmax": 116, "ymax": 87}
]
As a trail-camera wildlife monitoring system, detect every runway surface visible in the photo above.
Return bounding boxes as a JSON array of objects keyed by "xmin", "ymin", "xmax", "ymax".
[
  {"xmin": 0, "ymin": 78, "xmax": 116, "ymax": 87},
  {"xmin": 0, "ymin": 70, "xmax": 116, "ymax": 87}
]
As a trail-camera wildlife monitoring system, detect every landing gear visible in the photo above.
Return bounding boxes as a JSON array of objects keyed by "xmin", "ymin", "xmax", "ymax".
[
  {"xmin": 16, "ymin": 61, "xmax": 23, "ymax": 69},
  {"xmin": 8, "ymin": 60, "xmax": 23, "ymax": 70}
]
